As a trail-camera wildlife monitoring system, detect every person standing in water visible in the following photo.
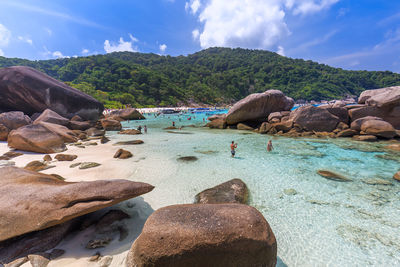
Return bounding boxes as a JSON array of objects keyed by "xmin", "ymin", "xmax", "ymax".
[
  {"xmin": 144, "ymin": 125, "xmax": 147, "ymax": 134},
  {"xmin": 230, "ymin": 141, "xmax": 237, "ymax": 157},
  {"xmin": 172, "ymin": 121, "xmax": 175, "ymax": 127},
  {"xmin": 267, "ymin": 140, "xmax": 274, "ymax": 152}
]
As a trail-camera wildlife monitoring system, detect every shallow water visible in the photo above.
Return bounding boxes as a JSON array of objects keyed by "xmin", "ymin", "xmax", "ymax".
[{"xmin": 109, "ymin": 112, "xmax": 400, "ymax": 266}]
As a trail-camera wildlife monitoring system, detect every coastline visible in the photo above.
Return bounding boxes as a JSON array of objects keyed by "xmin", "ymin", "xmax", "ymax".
[{"xmin": 0, "ymin": 140, "xmax": 156, "ymax": 267}]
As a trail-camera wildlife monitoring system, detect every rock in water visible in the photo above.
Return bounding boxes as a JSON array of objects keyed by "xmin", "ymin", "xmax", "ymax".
[
  {"xmin": 194, "ymin": 179, "xmax": 249, "ymax": 204},
  {"xmin": 114, "ymin": 140, "xmax": 144, "ymax": 145},
  {"xmin": 119, "ymin": 129, "xmax": 142, "ymax": 135},
  {"xmin": 360, "ymin": 120, "xmax": 397, "ymax": 139},
  {"xmin": 177, "ymin": 156, "xmax": 198, "ymax": 162},
  {"xmin": 226, "ymin": 90, "xmax": 294, "ymax": 125},
  {"xmin": 317, "ymin": 170, "xmax": 352, "ymax": 182},
  {"xmin": 393, "ymin": 171, "xmax": 400, "ymax": 182},
  {"xmin": 7, "ymin": 124, "xmax": 66, "ymax": 154},
  {"xmin": 106, "ymin": 108, "xmax": 145, "ymax": 120},
  {"xmin": 290, "ymin": 106, "xmax": 340, "ymax": 132},
  {"xmin": 0, "ymin": 167, "xmax": 154, "ymax": 241},
  {"xmin": 113, "ymin": 149, "xmax": 133, "ymax": 159},
  {"xmin": 100, "ymin": 119, "xmax": 122, "ymax": 131},
  {"xmin": 126, "ymin": 204, "xmax": 277, "ymax": 267},
  {"xmin": 0, "ymin": 66, "xmax": 104, "ymax": 120}
]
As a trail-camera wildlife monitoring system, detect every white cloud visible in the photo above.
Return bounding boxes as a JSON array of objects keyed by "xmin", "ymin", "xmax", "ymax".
[
  {"xmin": 188, "ymin": 0, "xmax": 340, "ymax": 50},
  {"xmin": 192, "ymin": 29, "xmax": 200, "ymax": 40},
  {"xmin": 17, "ymin": 36, "xmax": 33, "ymax": 45},
  {"xmin": 104, "ymin": 36, "xmax": 138, "ymax": 53},
  {"xmin": 159, "ymin": 44, "xmax": 167, "ymax": 53},
  {"xmin": 185, "ymin": 0, "xmax": 201, "ymax": 14},
  {"xmin": 277, "ymin": 46, "xmax": 285, "ymax": 56},
  {"xmin": 196, "ymin": 0, "xmax": 290, "ymax": 50},
  {"xmin": 0, "ymin": 48, "xmax": 4, "ymax": 57},
  {"xmin": 0, "ymin": 24, "xmax": 11, "ymax": 47},
  {"xmin": 82, "ymin": 48, "xmax": 89, "ymax": 55},
  {"xmin": 52, "ymin": 51, "xmax": 69, "ymax": 58}
]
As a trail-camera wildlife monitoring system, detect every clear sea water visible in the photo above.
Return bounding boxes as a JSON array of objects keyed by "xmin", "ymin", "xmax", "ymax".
[{"xmin": 109, "ymin": 111, "xmax": 400, "ymax": 267}]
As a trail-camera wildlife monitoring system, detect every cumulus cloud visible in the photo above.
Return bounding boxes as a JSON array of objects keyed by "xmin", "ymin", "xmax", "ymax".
[
  {"xmin": 104, "ymin": 34, "xmax": 139, "ymax": 53},
  {"xmin": 0, "ymin": 24, "xmax": 11, "ymax": 47},
  {"xmin": 189, "ymin": 0, "xmax": 340, "ymax": 50},
  {"xmin": 196, "ymin": 0, "xmax": 289, "ymax": 49},
  {"xmin": 82, "ymin": 48, "xmax": 89, "ymax": 55},
  {"xmin": 159, "ymin": 44, "xmax": 167, "ymax": 53},
  {"xmin": 17, "ymin": 36, "xmax": 33, "ymax": 45},
  {"xmin": 0, "ymin": 49, "xmax": 4, "ymax": 57}
]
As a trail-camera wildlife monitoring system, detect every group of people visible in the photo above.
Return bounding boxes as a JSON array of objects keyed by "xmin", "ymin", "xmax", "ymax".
[
  {"xmin": 230, "ymin": 140, "xmax": 273, "ymax": 157},
  {"xmin": 137, "ymin": 125, "xmax": 147, "ymax": 133}
]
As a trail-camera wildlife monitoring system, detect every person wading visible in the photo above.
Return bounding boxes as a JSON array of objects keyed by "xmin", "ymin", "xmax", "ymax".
[
  {"xmin": 267, "ymin": 140, "xmax": 274, "ymax": 152},
  {"xmin": 230, "ymin": 141, "xmax": 238, "ymax": 157}
]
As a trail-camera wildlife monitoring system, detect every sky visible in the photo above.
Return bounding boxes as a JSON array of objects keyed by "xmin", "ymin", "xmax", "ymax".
[{"xmin": 0, "ymin": 0, "xmax": 400, "ymax": 72}]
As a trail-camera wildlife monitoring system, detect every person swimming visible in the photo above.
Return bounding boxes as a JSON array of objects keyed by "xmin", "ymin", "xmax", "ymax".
[
  {"xmin": 230, "ymin": 141, "xmax": 237, "ymax": 157},
  {"xmin": 267, "ymin": 140, "xmax": 274, "ymax": 152}
]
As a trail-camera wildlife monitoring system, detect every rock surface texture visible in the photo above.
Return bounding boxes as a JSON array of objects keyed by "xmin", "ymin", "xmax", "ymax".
[
  {"xmin": 0, "ymin": 66, "xmax": 104, "ymax": 120},
  {"xmin": 290, "ymin": 106, "xmax": 340, "ymax": 132},
  {"xmin": 0, "ymin": 167, "xmax": 154, "ymax": 242},
  {"xmin": 194, "ymin": 179, "xmax": 249, "ymax": 204},
  {"xmin": 106, "ymin": 108, "xmax": 145, "ymax": 121},
  {"xmin": 127, "ymin": 203, "xmax": 277, "ymax": 267},
  {"xmin": 226, "ymin": 90, "xmax": 294, "ymax": 125},
  {"xmin": 7, "ymin": 124, "xmax": 66, "ymax": 153}
]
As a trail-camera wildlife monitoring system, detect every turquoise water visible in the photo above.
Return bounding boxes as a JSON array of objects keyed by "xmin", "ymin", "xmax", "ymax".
[{"xmin": 110, "ymin": 113, "xmax": 400, "ymax": 266}]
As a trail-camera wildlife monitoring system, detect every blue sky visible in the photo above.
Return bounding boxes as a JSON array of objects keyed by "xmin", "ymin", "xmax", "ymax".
[{"xmin": 0, "ymin": 0, "xmax": 400, "ymax": 72}]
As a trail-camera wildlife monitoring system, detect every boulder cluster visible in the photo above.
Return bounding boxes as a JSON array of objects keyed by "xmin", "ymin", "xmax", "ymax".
[
  {"xmin": 207, "ymin": 87, "xmax": 400, "ymax": 141},
  {"xmin": 0, "ymin": 66, "xmax": 152, "ymax": 265},
  {"xmin": 127, "ymin": 179, "xmax": 277, "ymax": 267}
]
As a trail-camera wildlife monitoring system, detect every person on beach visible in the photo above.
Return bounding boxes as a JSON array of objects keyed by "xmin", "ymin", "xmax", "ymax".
[
  {"xmin": 267, "ymin": 140, "xmax": 274, "ymax": 152},
  {"xmin": 144, "ymin": 125, "xmax": 147, "ymax": 134},
  {"xmin": 230, "ymin": 141, "xmax": 237, "ymax": 157}
]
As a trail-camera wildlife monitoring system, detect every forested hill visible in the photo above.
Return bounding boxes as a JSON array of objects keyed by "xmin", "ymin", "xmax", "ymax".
[{"xmin": 1, "ymin": 47, "xmax": 400, "ymax": 108}]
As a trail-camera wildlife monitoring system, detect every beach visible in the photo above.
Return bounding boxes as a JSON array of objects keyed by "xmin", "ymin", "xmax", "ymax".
[{"xmin": 2, "ymin": 113, "xmax": 399, "ymax": 266}]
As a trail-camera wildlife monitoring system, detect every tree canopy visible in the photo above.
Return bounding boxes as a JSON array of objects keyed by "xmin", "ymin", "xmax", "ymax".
[{"xmin": 1, "ymin": 47, "xmax": 399, "ymax": 108}]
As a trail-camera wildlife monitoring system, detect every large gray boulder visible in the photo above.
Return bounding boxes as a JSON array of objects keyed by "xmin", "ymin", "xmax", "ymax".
[
  {"xmin": 226, "ymin": 90, "xmax": 294, "ymax": 125},
  {"xmin": 127, "ymin": 204, "xmax": 277, "ymax": 267},
  {"xmin": 289, "ymin": 105, "xmax": 340, "ymax": 132},
  {"xmin": 360, "ymin": 119, "xmax": 397, "ymax": 139},
  {"xmin": 354, "ymin": 87, "xmax": 400, "ymax": 129},
  {"xmin": 106, "ymin": 108, "xmax": 145, "ymax": 121},
  {"xmin": 33, "ymin": 109, "xmax": 69, "ymax": 126},
  {"xmin": 0, "ymin": 66, "xmax": 104, "ymax": 120},
  {"xmin": 0, "ymin": 167, "xmax": 154, "ymax": 242},
  {"xmin": 7, "ymin": 123, "xmax": 67, "ymax": 154},
  {"xmin": 0, "ymin": 111, "xmax": 32, "ymax": 130},
  {"xmin": 359, "ymin": 86, "xmax": 400, "ymax": 107}
]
